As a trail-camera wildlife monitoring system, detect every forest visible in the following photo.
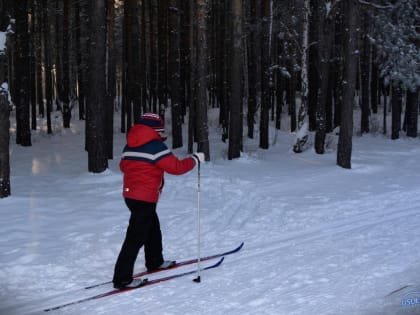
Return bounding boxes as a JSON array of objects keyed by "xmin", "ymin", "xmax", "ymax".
[{"xmin": 0, "ymin": 0, "xmax": 419, "ymax": 198}]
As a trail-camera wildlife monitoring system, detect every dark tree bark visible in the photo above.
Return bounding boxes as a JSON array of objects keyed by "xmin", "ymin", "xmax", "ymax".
[
  {"xmin": 187, "ymin": 0, "xmax": 195, "ymax": 154},
  {"xmin": 54, "ymin": 0, "xmax": 62, "ymax": 112},
  {"xmin": 158, "ymin": 0, "xmax": 168, "ymax": 111},
  {"xmin": 0, "ymin": 12, "xmax": 10, "ymax": 197},
  {"xmin": 381, "ymin": 79, "xmax": 388, "ymax": 135},
  {"xmin": 33, "ymin": 0, "xmax": 44, "ymax": 119},
  {"xmin": 168, "ymin": 0, "xmax": 183, "ymax": 148},
  {"xmin": 150, "ymin": 0, "xmax": 159, "ymax": 112},
  {"xmin": 61, "ymin": 0, "xmax": 71, "ymax": 128},
  {"xmin": 42, "ymin": 0, "xmax": 52, "ymax": 134},
  {"xmin": 86, "ymin": 0, "xmax": 108, "ymax": 173},
  {"xmin": 359, "ymin": 8, "xmax": 370, "ymax": 134},
  {"xmin": 285, "ymin": 0, "xmax": 298, "ymax": 134},
  {"xmin": 228, "ymin": 0, "xmax": 243, "ymax": 160},
  {"xmin": 337, "ymin": 0, "xmax": 358, "ymax": 169},
  {"xmin": 292, "ymin": 0, "xmax": 309, "ymax": 153},
  {"xmin": 218, "ymin": 0, "xmax": 230, "ymax": 143},
  {"xmin": 0, "ymin": 0, "xmax": 10, "ymax": 30},
  {"xmin": 13, "ymin": 0, "xmax": 31, "ymax": 146},
  {"xmin": 76, "ymin": 0, "xmax": 89, "ymax": 121},
  {"xmin": 140, "ymin": 0, "xmax": 148, "ymax": 113},
  {"xmin": 29, "ymin": 1, "xmax": 36, "ymax": 131},
  {"xmin": 391, "ymin": 83, "xmax": 402, "ymax": 140},
  {"xmin": 405, "ymin": 89, "xmax": 418, "ymax": 137},
  {"xmin": 106, "ymin": 0, "xmax": 115, "ymax": 159},
  {"xmin": 0, "ymin": 88, "xmax": 10, "ymax": 198},
  {"xmin": 315, "ymin": 0, "xmax": 334, "ymax": 154},
  {"xmin": 208, "ymin": 1, "xmax": 217, "ymax": 109},
  {"xmin": 325, "ymin": 63, "xmax": 334, "ymax": 132},
  {"xmin": 195, "ymin": 0, "xmax": 209, "ymax": 159},
  {"xmin": 247, "ymin": 0, "xmax": 257, "ymax": 139},
  {"xmin": 370, "ymin": 48, "xmax": 379, "ymax": 114},
  {"xmin": 272, "ymin": 1, "xmax": 284, "ymax": 132},
  {"xmin": 259, "ymin": 0, "xmax": 271, "ymax": 149},
  {"xmin": 178, "ymin": 1, "xmax": 188, "ymax": 118},
  {"xmin": 332, "ymin": 8, "xmax": 344, "ymax": 129}
]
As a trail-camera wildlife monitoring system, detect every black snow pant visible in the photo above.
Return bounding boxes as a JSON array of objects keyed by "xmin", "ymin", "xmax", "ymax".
[{"xmin": 112, "ymin": 198, "xmax": 164, "ymax": 285}]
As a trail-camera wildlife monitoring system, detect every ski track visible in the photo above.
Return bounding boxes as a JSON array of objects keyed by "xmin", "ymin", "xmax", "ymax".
[
  {"xmin": 2, "ymin": 124, "xmax": 420, "ymax": 315},
  {"xmin": 5, "ymin": 177, "xmax": 420, "ymax": 315},
  {"xmin": 33, "ymin": 186, "xmax": 420, "ymax": 315}
]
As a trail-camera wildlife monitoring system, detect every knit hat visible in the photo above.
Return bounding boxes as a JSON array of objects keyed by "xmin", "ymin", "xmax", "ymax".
[{"xmin": 139, "ymin": 113, "xmax": 165, "ymax": 132}]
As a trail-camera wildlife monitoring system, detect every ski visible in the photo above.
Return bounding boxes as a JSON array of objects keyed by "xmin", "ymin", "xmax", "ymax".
[
  {"xmin": 44, "ymin": 257, "xmax": 224, "ymax": 312},
  {"xmin": 85, "ymin": 241, "xmax": 244, "ymax": 290}
]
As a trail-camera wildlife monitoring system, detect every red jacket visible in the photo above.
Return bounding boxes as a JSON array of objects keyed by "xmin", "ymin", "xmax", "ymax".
[{"xmin": 120, "ymin": 124, "xmax": 196, "ymax": 203}]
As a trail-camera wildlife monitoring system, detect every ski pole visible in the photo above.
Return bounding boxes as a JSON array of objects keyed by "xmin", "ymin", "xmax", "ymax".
[{"xmin": 193, "ymin": 158, "xmax": 201, "ymax": 283}]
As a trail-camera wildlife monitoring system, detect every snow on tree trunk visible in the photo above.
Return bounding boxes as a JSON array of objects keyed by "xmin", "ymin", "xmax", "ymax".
[
  {"xmin": 293, "ymin": 0, "xmax": 310, "ymax": 153},
  {"xmin": 195, "ymin": 0, "xmax": 210, "ymax": 159},
  {"xmin": 0, "ymin": 82, "xmax": 10, "ymax": 198}
]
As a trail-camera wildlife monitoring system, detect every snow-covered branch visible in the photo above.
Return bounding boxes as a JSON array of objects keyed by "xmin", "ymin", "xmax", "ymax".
[{"xmin": 358, "ymin": 0, "xmax": 393, "ymax": 10}]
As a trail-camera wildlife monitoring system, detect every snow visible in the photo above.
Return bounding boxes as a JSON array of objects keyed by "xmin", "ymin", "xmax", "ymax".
[
  {"xmin": 1, "ymin": 110, "xmax": 420, "ymax": 315},
  {"xmin": 0, "ymin": 32, "xmax": 5, "ymax": 53}
]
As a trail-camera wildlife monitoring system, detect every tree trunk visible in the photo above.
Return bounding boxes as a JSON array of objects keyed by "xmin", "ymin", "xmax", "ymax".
[
  {"xmin": 13, "ymin": 0, "xmax": 31, "ymax": 146},
  {"xmin": 179, "ymin": 1, "xmax": 189, "ymax": 118},
  {"xmin": 106, "ymin": 0, "xmax": 115, "ymax": 159},
  {"xmin": 228, "ymin": 0, "xmax": 243, "ymax": 159},
  {"xmin": 405, "ymin": 89, "xmax": 418, "ymax": 137},
  {"xmin": 370, "ymin": 47, "xmax": 379, "ymax": 114},
  {"xmin": 332, "ymin": 9, "xmax": 343, "ymax": 129},
  {"xmin": 76, "ymin": 0, "xmax": 89, "ymax": 121},
  {"xmin": 307, "ymin": 0, "xmax": 318, "ymax": 131},
  {"xmin": 218, "ymin": 1, "xmax": 230, "ymax": 143},
  {"xmin": 381, "ymin": 80, "xmax": 387, "ymax": 135},
  {"xmin": 259, "ymin": 0, "xmax": 270, "ymax": 149},
  {"xmin": 315, "ymin": 0, "xmax": 334, "ymax": 154},
  {"xmin": 34, "ymin": 0, "xmax": 44, "ymax": 118},
  {"xmin": 247, "ymin": 0, "xmax": 257, "ymax": 139},
  {"xmin": 158, "ymin": 0, "xmax": 168, "ymax": 111},
  {"xmin": 359, "ymin": 9, "xmax": 370, "ymax": 134},
  {"xmin": 150, "ymin": 0, "xmax": 159, "ymax": 112},
  {"xmin": 391, "ymin": 84, "xmax": 402, "ymax": 140},
  {"xmin": 86, "ymin": 0, "xmax": 108, "ymax": 173},
  {"xmin": 0, "ymin": 0, "xmax": 10, "ymax": 197},
  {"xmin": 0, "ymin": 48, "xmax": 10, "ymax": 197},
  {"xmin": 62, "ymin": 0, "xmax": 71, "ymax": 128},
  {"xmin": 29, "ymin": 1, "xmax": 36, "ymax": 131},
  {"xmin": 195, "ymin": 0, "xmax": 210, "ymax": 159},
  {"xmin": 187, "ymin": 0, "xmax": 195, "ymax": 154},
  {"xmin": 54, "ymin": 0, "xmax": 63, "ymax": 112},
  {"xmin": 293, "ymin": 0, "xmax": 310, "ymax": 153},
  {"xmin": 337, "ymin": 0, "xmax": 358, "ymax": 169},
  {"xmin": 169, "ymin": 0, "xmax": 183, "ymax": 149},
  {"xmin": 42, "ymin": 0, "xmax": 52, "ymax": 134},
  {"xmin": 140, "ymin": 0, "xmax": 148, "ymax": 113},
  {"xmin": 0, "ymin": 91, "xmax": 10, "ymax": 198}
]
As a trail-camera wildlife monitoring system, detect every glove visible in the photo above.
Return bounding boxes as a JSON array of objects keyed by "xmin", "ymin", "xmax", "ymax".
[{"xmin": 192, "ymin": 152, "xmax": 205, "ymax": 165}]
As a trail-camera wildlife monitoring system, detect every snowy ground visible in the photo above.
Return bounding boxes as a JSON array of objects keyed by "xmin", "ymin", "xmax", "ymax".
[{"xmin": 1, "ymin": 111, "xmax": 420, "ymax": 315}]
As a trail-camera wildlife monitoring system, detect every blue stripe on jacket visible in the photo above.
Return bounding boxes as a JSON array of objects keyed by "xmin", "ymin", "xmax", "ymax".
[{"xmin": 121, "ymin": 140, "xmax": 172, "ymax": 164}]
